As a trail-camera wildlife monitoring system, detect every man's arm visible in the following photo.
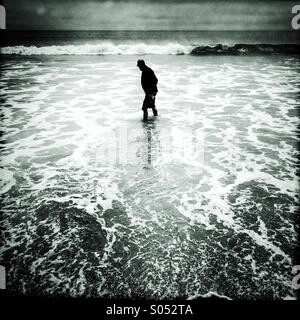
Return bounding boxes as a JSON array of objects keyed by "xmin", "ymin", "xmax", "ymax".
[{"xmin": 151, "ymin": 70, "xmax": 158, "ymax": 85}]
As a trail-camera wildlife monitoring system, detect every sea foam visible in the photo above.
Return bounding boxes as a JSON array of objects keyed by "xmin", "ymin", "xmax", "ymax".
[
  {"xmin": 0, "ymin": 42, "xmax": 192, "ymax": 56},
  {"xmin": 1, "ymin": 43, "xmax": 299, "ymax": 56}
]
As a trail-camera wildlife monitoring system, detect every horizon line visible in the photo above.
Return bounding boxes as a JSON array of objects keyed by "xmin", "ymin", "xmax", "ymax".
[{"xmin": 1, "ymin": 29, "xmax": 295, "ymax": 32}]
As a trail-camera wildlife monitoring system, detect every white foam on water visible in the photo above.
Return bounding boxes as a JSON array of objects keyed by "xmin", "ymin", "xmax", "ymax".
[
  {"xmin": 1, "ymin": 43, "xmax": 193, "ymax": 56},
  {"xmin": 0, "ymin": 169, "xmax": 16, "ymax": 194},
  {"xmin": 0, "ymin": 54, "xmax": 299, "ymax": 299},
  {"xmin": 188, "ymin": 291, "xmax": 232, "ymax": 300}
]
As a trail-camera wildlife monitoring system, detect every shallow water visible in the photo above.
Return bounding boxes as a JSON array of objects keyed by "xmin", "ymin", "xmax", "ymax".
[{"xmin": 0, "ymin": 54, "xmax": 299, "ymax": 299}]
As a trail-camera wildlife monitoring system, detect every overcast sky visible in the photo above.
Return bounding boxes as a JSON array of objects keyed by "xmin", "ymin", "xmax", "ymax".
[{"xmin": 2, "ymin": 0, "xmax": 298, "ymax": 31}]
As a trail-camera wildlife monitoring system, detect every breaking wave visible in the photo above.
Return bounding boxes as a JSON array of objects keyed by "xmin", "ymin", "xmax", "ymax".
[
  {"xmin": 1, "ymin": 43, "xmax": 299, "ymax": 56},
  {"xmin": 0, "ymin": 43, "xmax": 192, "ymax": 56}
]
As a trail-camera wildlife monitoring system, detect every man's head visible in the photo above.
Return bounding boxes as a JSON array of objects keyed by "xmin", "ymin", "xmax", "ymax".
[{"xmin": 137, "ymin": 59, "xmax": 146, "ymax": 71}]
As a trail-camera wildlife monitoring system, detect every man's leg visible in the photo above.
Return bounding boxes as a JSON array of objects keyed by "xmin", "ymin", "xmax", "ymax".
[
  {"xmin": 151, "ymin": 94, "xmax": 158, "ymax": 116},
  {"xmin": 142, "ymin": 95, "xmax": 148, "ymax": 121},
  {"xmin": 143, "ymin": 109, "xmax": 148, "ymax": 121}
]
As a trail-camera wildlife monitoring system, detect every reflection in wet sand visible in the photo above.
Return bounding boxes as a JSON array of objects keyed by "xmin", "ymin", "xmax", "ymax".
[{"xmin": 143, "ymin": 118, "xmax": 158, "ymax": 168}]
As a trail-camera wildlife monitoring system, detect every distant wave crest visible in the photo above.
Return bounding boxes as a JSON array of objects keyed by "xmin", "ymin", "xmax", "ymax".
[
  {"xmin": 0, "ymin": 43, "xmax": 192, "ymax": 56},
  {"xmin": 1, "ymin": 43, "xmax": 299, "ymax": 56}
]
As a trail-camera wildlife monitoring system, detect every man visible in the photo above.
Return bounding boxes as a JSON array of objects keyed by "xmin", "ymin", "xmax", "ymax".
[{"xmin": 137, "ymin": 59, "xmax": 158, "ymax": 121}]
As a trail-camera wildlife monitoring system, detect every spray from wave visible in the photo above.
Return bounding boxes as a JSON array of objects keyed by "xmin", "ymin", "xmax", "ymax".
[
  {"xmin": 0, "ymin": 42, "xmax": 192, "ymax": 56},
  {"xmin": 1, "ymin": 43, "xmax": 299, "ymax": 56}
]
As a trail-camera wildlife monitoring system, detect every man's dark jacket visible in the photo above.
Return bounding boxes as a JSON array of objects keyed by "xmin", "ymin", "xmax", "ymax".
[{"xmin": 141, "ymin": 66, "xmax": 158, "ymax": 95}]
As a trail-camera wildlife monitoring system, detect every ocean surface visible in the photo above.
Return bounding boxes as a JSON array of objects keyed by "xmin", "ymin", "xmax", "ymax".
[{"xmin": 0, "ymin": 31, "xmax": 299, "ymax": 299}]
